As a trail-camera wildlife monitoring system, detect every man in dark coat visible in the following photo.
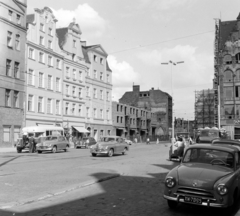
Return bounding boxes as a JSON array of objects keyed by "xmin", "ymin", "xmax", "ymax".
[{"xmin": 28, "ymin": 135, "xmax": 36, "ymax": 153}]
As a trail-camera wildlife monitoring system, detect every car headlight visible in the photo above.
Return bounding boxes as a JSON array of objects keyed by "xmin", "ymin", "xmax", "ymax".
[
  {"xmin": 165, "ymin": 177, "xmax": 176, "ymax": 188},
  {"xmin": 217, "ymin": 184, "xmax": 228, "ymax": 195}
]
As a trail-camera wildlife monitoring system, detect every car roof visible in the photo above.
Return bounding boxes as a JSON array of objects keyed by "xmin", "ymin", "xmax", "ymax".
[{"xmin": 188, "ymin": 144, "xmax": 240, "ymax": 153}]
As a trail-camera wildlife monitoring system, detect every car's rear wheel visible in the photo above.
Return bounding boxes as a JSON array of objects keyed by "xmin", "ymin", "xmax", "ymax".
[
  {"xmin": 37, "ymin": 150, "xmax": 42, "ymax": 154},
  {"xmin": 167, "ymin": 200, "xmax": 178, "ymax": 209},
  {"xmin": 64, "ymin": 145, "xmax": 69, "ymax": 152},
  {"xmin": 122, "ymin": 147, "xmax": 127, "ymax": 155},
  {"xmin": 92, "ymin": 153, "xmax": 97, "ymax": 157},
  {"xmin": 52, "ymin": 146, "xmax": 57, "ymax": 153},
  {"xmin": 17, "ymin": 148, "xmax": 22, "ymax": 153},
  {"xmin": 108, "ymin": 149, "xmax": 114, "ymax": 157}
]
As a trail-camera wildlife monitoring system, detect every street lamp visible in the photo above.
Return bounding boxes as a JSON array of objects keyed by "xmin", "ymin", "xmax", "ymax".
[{"xmin": 161, "ymin": 60, "xmax": 184, "ymax": 145}]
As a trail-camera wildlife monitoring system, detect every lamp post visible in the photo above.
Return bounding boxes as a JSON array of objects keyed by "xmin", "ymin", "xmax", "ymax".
[{"xmin": 161, "ymin": 61, "xmax": 184, "ymax": 145}]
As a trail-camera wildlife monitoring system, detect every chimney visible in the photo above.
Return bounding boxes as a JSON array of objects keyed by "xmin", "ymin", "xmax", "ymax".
[
  {"xmin": 133, "ymin": 85, "xmax": 140, "ymax": 93},
  {"xmin": 81, "ymin": 41, "xmax": 87, "ymax": 46}
]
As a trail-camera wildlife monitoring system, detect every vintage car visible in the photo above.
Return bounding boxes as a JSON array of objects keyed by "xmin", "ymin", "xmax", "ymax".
[
  {"xmin": 90, "ymin": 136, "xmax": 129, "ymax": 157},
  {"xmin": 124, "ymin": 138, "xmax": 132, "ymax": 145},
  {"xmin": 74, "ymin": 137, "xmax": 97, "ymax": 149},
  {"xmin": 36, "ymin": 135, "xmax": 69, "ymax": 153},
  {"xmin": 164, "ymin": 142, "xmax": 240, "ymax": 210}
]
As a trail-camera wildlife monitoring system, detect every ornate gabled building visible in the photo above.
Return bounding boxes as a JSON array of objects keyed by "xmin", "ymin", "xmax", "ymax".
[{"xmin": 0, "ymin": 0, "xmax": 27, "ymax": 147}]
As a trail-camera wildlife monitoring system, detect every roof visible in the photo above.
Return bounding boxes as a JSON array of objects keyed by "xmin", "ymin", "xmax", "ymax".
[
  {"xmin": 188, "ymin": 144, "xmax": 239, "ymax": 153},
  {"xmin": 56, "ymin": 28, "xmax": 68, "ymax": 49},
  {"xmin": 220, "ymin": 20, "xmax": 237, "ymax": 50},
  {"xmin": 82, "ymin": 46, "xmax": 91, "ymax": 64},
  {"xmin": 26, "ymin": 14, "xmax": 35, "ymax": 24}
]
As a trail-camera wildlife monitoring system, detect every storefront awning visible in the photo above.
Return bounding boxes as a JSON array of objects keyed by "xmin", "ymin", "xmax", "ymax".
[{"xmin": 73, "ymin": 126, "xmax": 89, "ymax": 133}]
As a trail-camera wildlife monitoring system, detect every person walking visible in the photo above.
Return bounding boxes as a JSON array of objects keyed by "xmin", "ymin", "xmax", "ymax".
[
  {"xmin": 146, "ymin": 137, "xmax": 150, "ymax": 144},
  {"xmin": 28, "ymin": 134, "xmax": 35, "ymax": 153}
]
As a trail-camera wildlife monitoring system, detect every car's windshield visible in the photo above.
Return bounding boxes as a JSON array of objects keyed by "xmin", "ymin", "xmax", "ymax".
[
  {"xmin": 100, "ymin": 137, "xmax": 116, "ymax": 142},
  {"xmin": 183, "ymin": 148, "xmax": 234, "ymax": 168},
  {"xmin": 200, "ymin": 130, "xmax": 219, "ymax": 137}
]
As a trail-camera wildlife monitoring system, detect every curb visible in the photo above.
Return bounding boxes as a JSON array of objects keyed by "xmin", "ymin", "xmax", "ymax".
[{"xmin": 0, "ymin": 173, "xmax": 121, "ymax": 210}]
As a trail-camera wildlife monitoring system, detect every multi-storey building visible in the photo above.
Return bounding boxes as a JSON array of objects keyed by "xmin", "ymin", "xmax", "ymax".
[
  {"xmin": 112, "ymin": 101, "xmax": 158, "ymax": 141},
  {"xmin": 26, "ymin": 7, "xmax": 64, "ymax": 127},
  {"xmin": 56, "ymin": 21, "xmax": 88, "ymax": 135},
  {"xmin": 82, "ymin": 44, "xmax": 113, "ymax": 140},
  {"xmin": 119, "ymin": 85, "xmax": 172, "ymax": 136},
  {"xmin": 0, "ymin": 0, "xmax": 27, "ymax": 147},
  {"xmin": 214, "ymin": 13, "xmax": 240, "ymax": 139}
]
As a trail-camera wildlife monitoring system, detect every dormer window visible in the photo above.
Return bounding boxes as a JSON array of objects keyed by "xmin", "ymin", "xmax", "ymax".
[
  {"xmin": 94, "ymin": 55, "xmax": 97, "ymax": 62},
  {"xmin": 73, "ymin": 40, "xmax": 76, "ymax": 48}
]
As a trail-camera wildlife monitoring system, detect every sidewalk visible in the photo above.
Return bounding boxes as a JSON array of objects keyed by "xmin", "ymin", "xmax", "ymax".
[{"xmin": 0, "ymin": 147, "xmax": 16, "ymax": 153}]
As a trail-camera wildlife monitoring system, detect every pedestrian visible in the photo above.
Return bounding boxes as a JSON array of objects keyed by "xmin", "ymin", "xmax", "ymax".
[
  {"xmin": 134, "ymin": 137, "xmax": 137, "ymax": 144},
  {"xmin": 28, "ymin": 134, "xmax": 35, "ymax": 153},
  {"xmin": 146, "ymin": 137, "xmax": 150, "ymax": 144},
  {"xmin": 188, "ymin": 136, "xmax": 193, "ymax": 145}
]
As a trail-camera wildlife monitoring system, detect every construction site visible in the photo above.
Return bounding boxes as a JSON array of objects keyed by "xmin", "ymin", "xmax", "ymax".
[{"xmin": 195, "ymin": 89, "xmax": 216, "ymax": 129}]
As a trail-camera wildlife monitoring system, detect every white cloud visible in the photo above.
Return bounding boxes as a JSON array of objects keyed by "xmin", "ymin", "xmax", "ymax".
[
  {"xmin": 139, "ymin": 0, "xmax": 191, "ymax": 10},
  {"xmin": 107, "ymin": 55, "xmax": 140, "ymax": 100},
  {"xmin": 51, "ymin": 4, "xmax": 107, "ymax": 38}
]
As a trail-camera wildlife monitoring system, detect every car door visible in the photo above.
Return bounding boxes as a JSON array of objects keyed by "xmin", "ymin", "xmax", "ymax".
[
  {"xmin": 90, "ymin": 137, "xmax": 96, "ymax": 146},
  {"xmin": 56, "ymin": 136, "xmax": 63, "ymax": 149}
]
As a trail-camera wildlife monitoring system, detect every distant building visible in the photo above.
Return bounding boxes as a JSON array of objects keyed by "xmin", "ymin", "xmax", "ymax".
[
  {"xmin": 0, "ymin": 0, "xmax": 27, "ymax": 147},
  {"xmin": 26, "ymin": 7, "xmax": 64, "ymax": 127},
  {"xmin": 119, "ymin": 85, "xmax": 172, "ymax": 136}
]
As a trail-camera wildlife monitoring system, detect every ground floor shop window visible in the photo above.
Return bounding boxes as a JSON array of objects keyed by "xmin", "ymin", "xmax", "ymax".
[{"xmin": 3, "ymin": 126, "xmax": 11, "ymax": 142}]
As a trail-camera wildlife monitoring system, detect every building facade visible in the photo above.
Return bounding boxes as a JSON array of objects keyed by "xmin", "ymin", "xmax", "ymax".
[
  {"xmin": 214, "ymin": 13, "xmax": 240, "ymax": 139},
  {"xmin": 82, "ymin": 44, "xmax": 113, "ymax": 140},
  {"xmin": 0, "ymin": 0, "xmax": 27, "ymax": 147},
  {"xmin": 26, "ymin": 7, "xmax": 64, "ymax": 127},
  {"xmin": 119, "ymin": 85, "xmax": 172, "ymax": 136}
]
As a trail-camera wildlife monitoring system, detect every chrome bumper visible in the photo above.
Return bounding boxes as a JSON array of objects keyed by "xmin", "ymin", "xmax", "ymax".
[{"xmin": 163, "ymin": 195, "xmax": 226, "ymax": 207}]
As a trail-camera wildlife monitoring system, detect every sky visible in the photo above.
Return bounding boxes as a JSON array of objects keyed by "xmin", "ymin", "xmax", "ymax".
[{"xmin": 27, "ymin": 0, "xmax": 240, "ymax": 121}]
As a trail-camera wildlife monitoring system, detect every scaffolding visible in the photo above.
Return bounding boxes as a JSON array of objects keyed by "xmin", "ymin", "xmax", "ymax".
[{"xmin": 195, "ymin": 89, "xmax": 215, "ymax": 129}]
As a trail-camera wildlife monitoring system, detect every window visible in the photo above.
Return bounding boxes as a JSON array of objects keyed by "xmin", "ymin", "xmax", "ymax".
[
  {"xmin": 56, "ymin": 100, "xmax": 60, "ymax": 115},
  {"xmin": 86, "ymin": 107, "xmax": 90, "ymax": 117},
  {"xmin": 15, "ymin": 34, "xmax": 20, "ymax": 50},
  {"xmin": 66, "ymin": 85, "xmax": 69, "ymax": 96},
  {"xmin": 65, "ymin": 103, "xmax": 69, "ymax": 115},
  {"xmin": 100, "ymin": 58, "xmax": 103, "ymax": 64},
  {"xmin": 14, "ymin": 126, "xmax": 21, "ymax": 143},
  {"xmin": 48, "ymin": 55, "xmax": 52, "ymax": 66},
  {"xmin": 39, "ymin": 72, "xmax": 44, "ymax": 88},
  {"xmin": 29, "ymin": 48, "xmax": 34, "ymax": 59},
  {"xmin": 79, "ymin": 71, "xmax": 82, "ymax": 81},
  {"xmin": 39, "ymin": 52, "xmax": 44, "ymax": 63},
  {"xmin": 117, "ymin": 116, "xmax": 119, "ymax": 123},
  {"xmin": 100, "ymin": 109, "xmax": 103, "ymax": 119},
  {"xmin": 7, "ymin": 31, "xmax": 13, "ymax": 47},
  {"xmin": 66, "ymin": 67, "xmax": 70, "ymax": 78},
  {"xmin": 106, "ymin": 110, "xmax": 110, "ymax": 120},
  {"xmin": 93, "ymin": 55, "xmax": 97, "ymax": 62},
  {"xmin": 121, "ymin": 117, "xmax": 123, "ymax": 123},
  {"xmin": 56, "ymin": 78, "xmax": 60, "ymax": 91},
  {"xmin": 79, "ymin": 104, "xmax": 82, "ymax": 116},
  {"xmin": 86, "ymin": 86, "xmax": 90, "ymax": 97},
  {"xmin": 16, "ymin": 14, "xmax": 21, "ymax": 25},
  {"xmin": 28, "ymin": 69, "xmax": 33, "ymax": 85},
  {"xmin": 13, "ymin": 91, "xmax": 19, "ymax": 108},
  {"xmin": 5, "ymin": 89, "xmax": 11, "ymax": 107},
  {"xmin": 3, "ymin": 126, "xmax": 11, "ymax": 142},
  {"xmin": 48, "ymin": 75, "xmax": 52, "ymax": 90},
  {"xmin": 94, "ymin": 108, "xmax": 97, "ymax": 118},
  {"xmin": 107, "ymin": 74, "xmax": 110, "ymax": 83},
  {"xmin": 40, "ymin": 23, "xmax": 44, "ymax": 32},
  {"xmin": 38, "ymin": 97, "xmax": 43, "ymax": 113},
  {"xmin": 72, "ymin": 86, "xmax": 76, "ymax": 97},
  {"xmin": 93, "ymin": 88, "xmax": 97, "ymax": 98},
  {"xmin": 73, "ymin": 40, "xmax": 76, "ymax": 48},
  {"xmin": 47, "ymin": 99, "xmax": 52, "ymax": 114},
  {"xmin": 79, "ymin": 88, "xmax": 82, "ymax": 98},
  {"xmin": 40, "ymin": 36, "xmax": 44, "ymax": 45},
  {"xmin": 100, "ymin": 90, "xmax": 103, "ymax": 99},
  {"xmin": 48, "ymin": 28, "xmax": 52, "ymax": 36},
  {"xmin": 8, "ymin": 10, "xmax": 12, "ymax": 21},
  {"xmin": 14, "ymin": 62, "xmax": 19, "ymax": 78},
  {"xmin": 100, "ymin": 72, "xmax": 103, "ymax": 81},
  {"xmin": 73, "ymin": 69, "xmax": 76, "ymax": 80},
  {"xmin": 107, "ymin": 130, "xmax": 111, "ymax": 135},
  {"xmin": 56, "ymin": 59, "xmax": 61, "ymax": 69},
  {"xmin": 107, "ymin": 91, "xmax": 109, "ymax": 101},
  {"xmin": 72, "ymin": 104, "xmax": 75, "ymax": 115},
  {"xmin": 100, "ymin": 130, "xmax": 104, "ymax": 136},
  {"xmin": 6, "ymin": 59, "xmax": 11, "ymax": 76},
  {"xmin": 48, "ymin": 40, "xmax": 52, "ymax": 49},
  {"xmin": 94, "ymin": 70, "xmax": 97, "ymax": 79},
  {"xmin": 86, "ymin": 69, "xmax": 90, "ymax": 77},
  {"xmin": 28, "ymin": 95, "xmax": 33, "ymax": 111}
]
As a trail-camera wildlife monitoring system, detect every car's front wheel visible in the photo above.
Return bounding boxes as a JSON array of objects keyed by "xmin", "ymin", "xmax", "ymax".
[
  {"xmin": 92, "ymin": 153, "xmax": 97, "ymax": 157},
  {"xmin": 122, "ymin": 147, "xmax": 127, "ymax": 155},
  {"xmin": 108, "ymin": 149, "xmax": 114, "ymax": 157},
  {"xmin": 52, "ymin": 146, "xmax": 57, "ymax": 153},
  {"xmin": 17, "ymin": 148, "xmax": 22, "ymax": 153},
  {"xmin": 37, "ymin": 150, "xmax": 42, "ymax": 154},
  {"xmin": 167, "ymin": 200, "xmax": 178, "ymax": 209},
  {"xmin": 64, "ymin": 145, "xmax": 69, "ymax": 152}
]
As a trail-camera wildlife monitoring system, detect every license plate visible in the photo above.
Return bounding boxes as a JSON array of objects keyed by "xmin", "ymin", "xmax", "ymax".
[{"xmin": 184, "ymin": 196, "xmax": 202, "ymax": 204}]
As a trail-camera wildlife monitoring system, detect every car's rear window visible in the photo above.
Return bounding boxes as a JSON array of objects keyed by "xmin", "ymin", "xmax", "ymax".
[
  {"xmin": 101, "ymin": 137, "xmax": 116, "ymax": 142},
  {"xmin": 183, "ymin": 148, "xmax": 234, "ymax": 168}
]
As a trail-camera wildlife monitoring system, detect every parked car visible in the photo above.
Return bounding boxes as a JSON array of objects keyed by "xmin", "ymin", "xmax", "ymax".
[
  {"xmin": 90, "ymin": 136, "xmax": 129, "ymax": 157},
  {"xmin": 74, "ymin": 137, "xmax": 97, "ymax": 149},
  {"xmin": 124, "ymin": 139, "xmax": 132, "ymax": 145},
  {"xmin": 36, "ymin": 135, "xmax": 69, "ymax": 153},
  {"xmin": 16, "ymin": 137, "xmax": 29, "ymax": 153},
  {"xmin": 164, "ymin": 141, "xmax": 240, "ymax": 210}
]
